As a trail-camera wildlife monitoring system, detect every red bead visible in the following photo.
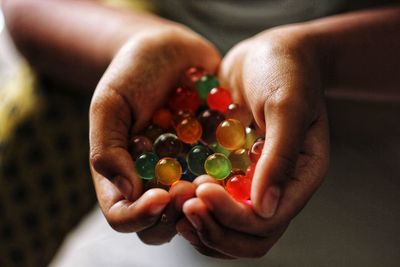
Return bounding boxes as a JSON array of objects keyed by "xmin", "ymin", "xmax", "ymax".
[
  {"xmin": 181, "ymin": 67, "xmax": 207, "ymax": 88},
  {"xmin": 168, "ymin": 86, "xmax": 201, "ymax": 113},
  {"xmin": 245, "ymin": 163, "xmax": 256, "ymax": 180},
  {"xmin": 206, "ymin": 87, "xmax": 233, "ymax": 113},
  {"xmin": 176, "ymin": 117, "xmax": 202, "ymax": 144},
  {"xmin": 152, "ymin": 108, "xmax": 173, "ymax": 130},
  {"xmin": 225, "ymin": 175, "xmax": 252, "ymax": 202},
  {"xmin": 249, "ymin": 140, "xmax": 265, "ymax": 163}
]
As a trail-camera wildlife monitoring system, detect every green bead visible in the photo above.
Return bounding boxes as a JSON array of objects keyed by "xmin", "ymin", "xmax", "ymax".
[
  {"xmin": 205, "ymin": 153, "xmax": 232, "ymax": 180},
  {"xmin": 195, "ymin": 74, "xmax": 219, "ymax": 99},
  {"xmin": 187, "ymin": 145, "xmax": 212, "ymax": 176},
  {"xmin": 210, "ymin": 142, "xmax": 230, "ymax": 157},
  {"xmin": 245, "ymin": 127, "xmax": 258, "ymax": 149},
  {"xmin": 135, "ymin": 152, "xmax": 159, "ymax": 180},
  {"xmin": 228, "ymin": 148, "xmax": 251, "ymax": 172}
]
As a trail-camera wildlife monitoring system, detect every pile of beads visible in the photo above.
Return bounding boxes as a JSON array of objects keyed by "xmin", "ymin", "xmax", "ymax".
[{"xmin": 129, "ymin": 67, "xmax": 265, "ymax": 202}]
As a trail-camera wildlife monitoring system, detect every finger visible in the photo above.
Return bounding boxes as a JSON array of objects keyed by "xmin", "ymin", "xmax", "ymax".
[
  {"xmin": 192, "ymin": 175, "xmax": 221, "ymax": 187},
  {"xmin": 251, "ymin": 91, "xmax": 316, "ymax": 218},
  {"xmin": 195, "ymin": 183, "xmax": 280, "ymax": 236},
  {"xmin": 176, "ymin": 218, "xmax": 234, "ymax": 259},
  {"xmin": 137, "ymin": 181, "xmax": 196, "ymax": 245},
  {"xmin": 273, "ymin": 107, "xmax": 329, "ymax": 222},
  {"xmin": 183, "ymin": 198, "xmax": 286, "ymax": 258},
  {"xmin": 93, "ymin": 170, "xmax": 170, "ymax": 233},
  {"xmin": 90, "ymin": 86, "xmax": 141, "ymax": 201}
]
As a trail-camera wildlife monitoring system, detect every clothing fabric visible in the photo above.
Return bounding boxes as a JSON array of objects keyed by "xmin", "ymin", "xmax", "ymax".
[{"xmin": 154, "ymin": 0, "xmax": 391, "ymax": 53}]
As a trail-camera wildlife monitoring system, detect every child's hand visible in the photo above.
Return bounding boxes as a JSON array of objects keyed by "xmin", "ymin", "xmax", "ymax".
[
  {"xmin": 89, "ymin": 25, "xmax": 220, "ymax": 244},
  {"xmin": 178, "ymin": 26, "xmax": 329, "ymax": 258}
]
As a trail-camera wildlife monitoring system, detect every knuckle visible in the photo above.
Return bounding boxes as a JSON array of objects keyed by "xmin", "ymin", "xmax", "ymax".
[{"xmin": 89, "ymin": 149, "xmax": 108, "ymax": 174}]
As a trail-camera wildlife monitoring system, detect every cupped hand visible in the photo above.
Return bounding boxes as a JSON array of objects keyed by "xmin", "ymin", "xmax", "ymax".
[
  {"xmin": 89, "ymin": 25, "xmax": 221, "ymax": 244},
  {"xmin": 178, "ymin": 26, "xmax": 330, "ymax": 258}
]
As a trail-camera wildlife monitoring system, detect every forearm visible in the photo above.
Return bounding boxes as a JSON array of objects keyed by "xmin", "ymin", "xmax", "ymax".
[
  {"xmin": 260, "ymin": 6, "xmax": 400, "ymax": 99},
  {"xmin": 307, "ymin": 6, "xmax": 400, "ymax": 98},
  {"xmin": 2, "ymin": 0, "xmax": 175, "ymax": 90}
]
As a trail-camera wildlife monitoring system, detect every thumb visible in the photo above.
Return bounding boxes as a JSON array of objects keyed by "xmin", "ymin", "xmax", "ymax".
[{"xmin": 251, "ymin": 97, "xmax": 310, "ymax": 219}]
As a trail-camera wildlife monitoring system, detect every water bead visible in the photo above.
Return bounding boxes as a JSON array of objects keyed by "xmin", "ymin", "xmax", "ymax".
[
  {"xmin": 172, "ymin": 109, "xmax": 194, "ymax": 128},
  {"xmin": 255, "ymin": 136, "xmax": 265, "ymax": 143},
  {"xmin": 249, "ymin": 140, "xmax": 265, "ymax": 163},
  {"xmin": 195, "ymin": 74, "xmax": 219, "ymax": 99},
  {"xmin": 245, "ymin": 127, "xmax": 258, "ymax": 149},
  {"xmin": 228, "ymin": 148, "xmax": 251, "ymax": 172},
  {"xmin": 135, "ymin": 152, "xmax": 159, "ymax": 180},
  {"xmin": 176, "ymin": 117, "xmax": 202, "ymax": 144},
  {"xmin": 230, "ymin": 168, "xmax": 246, "ymax": 177},
  {"xmin": 206, "ymin": 87, "xmax": 233, "ymax": 113},
  {"xmin": 143, "ymin": 124, "xmax": 164, "ymax": 142},
  {"xmin": 187, "ymin": 145, "xmax": 212, "ymax": 176},
  {"xmin": 153, "ymin": 133, "xmax": 183, "ymax": 158},
  {"xmin": 176, "ymin": 156, "xmax": 188, "ymax": 175},
  {"xmin": 225, "ymin": 175, "xmax": 252, "ymax": 202},
  {"xmin": 226, "ymin": 103, "xmax": 253, "ymax": 127},
  {"xmin": 155, "ymin": 157, "xmax": 182, "ymax": 185},
  {"xmin": 128, "ymin": 135, "xmax": 153, "ymax": 160},
  {"xmin": 204, "ymin": 153, "xmax": 232, "ymax": 180},
  {"xmin": 198, "ymin": 109, "xmax": 225, "ymax": 144},
  {"xmin": 209, "ymin": 142, "xmax": 230, "ymax": 157},
  {"xmin": 152, "ymin": 108, "xmax": 173, "ymax": 130},
  {"xmin": 245, "ymin": 163, "xmax": 256, "ymax": 180},
  {"xmin": 216, "ymin": 119, "xmax": 246, "ymax": 150},
  {"xmin": 168, "ymin": 86, "xmax": 201, "ymax": 113},
  {"xmin": 182, "ymin": 67, "xmax": 207, "ymax": 88}
]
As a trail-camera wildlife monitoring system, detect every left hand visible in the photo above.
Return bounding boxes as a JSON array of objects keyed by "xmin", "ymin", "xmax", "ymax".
[{"xmin": 177, "ymin": 25, "xmax": 330, "ymax": 258}]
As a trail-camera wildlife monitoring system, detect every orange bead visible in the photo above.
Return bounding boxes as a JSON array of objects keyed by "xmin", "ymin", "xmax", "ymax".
[
  {"xmin": 216, "ymin": 119, "xmax": 246, "ymax": 150},
  {"xmin": 172, "ymin": 109, "xmax": 194, "ymax": 128},
  {"xmin": 152, "ymin": 108, "xmax": 173, "ymax": 130},
  {"xmin": 155, "ymin": 157, "xmax": 182, "ymax": 186},
  {"xmin": 176, "ymin": 117, "xmax": 202, "ymax": 144}
]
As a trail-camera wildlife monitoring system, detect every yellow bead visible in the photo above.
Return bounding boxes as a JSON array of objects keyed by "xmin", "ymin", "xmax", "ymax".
[
  {"xmin": 155, "ymin": 157, "xmax": 182, "ymax": 186},
  {"xmin": 216, "ymin": 119, "xmax": 246, "ymax": 150}
]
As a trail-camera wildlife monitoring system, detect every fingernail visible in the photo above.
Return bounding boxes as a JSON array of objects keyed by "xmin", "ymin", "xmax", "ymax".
[
  {"xmin": 260, "ymin": 185, "xmax": 281, "ymax": 218},
  {"xmin": 187, "ymin": 213, "xmax": 202, "ymax": 231},
  {"xmin": 149, "ymin": 204, "xmax": 166, "ymax": 216},
  {"xmin": 114, "ymin": 176, "xmax": 132, "ymax": 199}
]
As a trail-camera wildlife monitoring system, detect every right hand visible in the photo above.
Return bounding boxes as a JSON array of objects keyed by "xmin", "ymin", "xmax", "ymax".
[{"xmin": 89, "ymin": 25, "xmax": 221, "ymax": 244}]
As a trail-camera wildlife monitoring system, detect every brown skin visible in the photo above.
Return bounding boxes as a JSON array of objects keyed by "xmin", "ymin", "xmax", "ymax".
[
  {"xmin": 179, "ymin": 7, "xmax": 400, "ymax": 258},
  {"xmin": 3, "ymin": 0, "xmax": 400, "ymax": 258}
]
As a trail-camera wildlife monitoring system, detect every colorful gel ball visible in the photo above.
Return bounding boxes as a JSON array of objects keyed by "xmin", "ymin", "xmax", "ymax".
[
  {"xmin": 228, "ymin": 148, "xmax": 251, "ymax": 172},
  {"xmin": 176, "ymin": 117, "xmax": 202, "ymax": 144},
  {"xmin": 135, "ymin": 152, "xmax": 159, "ymax": 180},
  {"xmin": 155, "ymin": 157, "xmax": 182, "ymax": 186},
  {"xmin": 204, "ymin": 153, "xmax": 232, "ymax": 180},
  {"xmin": 153, "ymin": 133, "xmax": 183, "ymax": 158},
  {"xmin": 206, "ymin": 87, "xmax": 233, "ymax": 113},
  {"xmin": 168, "ymin": 86, "xmax": 201, "ymax": 113},
  {"xmin": 249, "ymin": 140, "xmax": 265, "ymax": 163},
  {"xmin": 225, "ymin": 175, "xmax": 252, "ymax": 202},
  {"xmin": 187, "ymin": 145, "xmax": 212, "ymax": 176},
  {"xmin": 216, "ymin": 119, "xmax": 246, "ymax": 150},
  {"xmin": 152, "ymin": 108, "xmax": 173, "ymax": 130},
  {"xmin": 128, "ymin": 135, "xmax": 153, "ymax": 160},
  {"xmin": 198, "ymin": 109, "xmax": 225, "ymax": 144},
  {"xmin": 195, "ymin": 74, "xmax": 219, "ymax": 99}
]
